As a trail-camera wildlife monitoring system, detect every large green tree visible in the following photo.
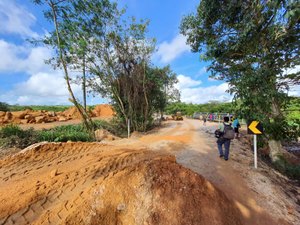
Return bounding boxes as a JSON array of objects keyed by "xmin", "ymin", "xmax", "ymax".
[
  {"xmin": 33, "ymin": 0, "xmax": 119, "ymax": 133},
  {"xmin": 180, "ymin": 0, "xmax": 300, "ymax": 162},
  {"xmin": 87, "ymin": 18, "xmax": 178, "ymax": 131}
]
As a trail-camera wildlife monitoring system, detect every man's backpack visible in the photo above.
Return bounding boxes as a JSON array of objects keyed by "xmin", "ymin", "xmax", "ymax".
[
  {"xmin": 223, "ymin": 123, "xmax": 235, "ymax": 139},
  {"xmin": 214, "ymin": 129, "xmax": 222, "ymax": 138}
]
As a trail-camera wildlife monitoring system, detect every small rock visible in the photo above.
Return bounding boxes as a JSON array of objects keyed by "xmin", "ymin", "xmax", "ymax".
[
  {"xmin": 35, "ymin": 116, "xmax": 45, "ymax": 123},
  {"xmin": 287, "ymin": 206, "xmax": 294, "ymax": 215},
  {"xmin": 20, "ymin": 119, "xmax": 29, "ymax": 124},
  {"xmin": 50, "ymin": 169, "xmax": 58, "ymax": 178},
  {"xmin": 24, "ymin": 115, "xmax": 32, "ymax": 120},
  {"xmin": 95, "ymin": 129, "xmax": 108, "ymax": 141},
  {"xmin": 11, "ymin": 111, "xmax": 27, "ymax": 119},
  {"xmin": 4, "ymin": 112, "xmax": 12, "ymax": 121},
  {"xmin": 117, "ymin": 203, "xmax": 126, "ymax": 211},
  {"xmin": 48, "ymin": 111, "xmax": 56, "ymax": 117},
  {"xmin": 58, "ymin": 115, "xmax": 68, "ymax": 122}
]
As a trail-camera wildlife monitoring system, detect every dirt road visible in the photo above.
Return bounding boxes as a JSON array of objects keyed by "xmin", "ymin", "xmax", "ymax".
[{"xmin": 0, "ymin": 119, "xmax": 299, "ymax": 224}]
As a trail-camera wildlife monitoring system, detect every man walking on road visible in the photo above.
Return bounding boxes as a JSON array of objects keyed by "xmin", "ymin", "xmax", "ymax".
[
  {"xmin": 232, "ymin": 117, "xmax": 240, "ymax": 139},
  {"xmin": 217, "ymin": 116, "xmax": 234, "ymax": 161}
]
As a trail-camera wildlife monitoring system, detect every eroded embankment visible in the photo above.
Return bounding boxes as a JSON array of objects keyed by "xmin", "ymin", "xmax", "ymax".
[{"xmin": 0, "ymin": 142, "xmax": 242, "ymax": 225}]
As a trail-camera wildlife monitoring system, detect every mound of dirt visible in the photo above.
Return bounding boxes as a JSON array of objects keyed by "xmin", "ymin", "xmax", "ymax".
[
  {"xmin": 0, "ymin": 142, "xmax": 242, "ymax": 225},
  {"xmin": 62, "ymin": 106, "xmax": 82, "ymax": 119},
  {"xmin": 92, "ymin": 104, "xmax": 114, "ymax": 118},
  {"xmin": 0, "ymin": 104, "xmax": 115, "ymax": 126},
  {"xmin": 0, "ymin": 110, "xmax": 57, "ymax": 125}
]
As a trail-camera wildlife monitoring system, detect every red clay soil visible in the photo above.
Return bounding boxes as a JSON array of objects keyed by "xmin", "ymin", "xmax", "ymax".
[
  {"xmin": 61, "ymin": 107, "xmax": 82, "ymax": 119},
  {"xmin": 92, "ymin": 104, "xmax": 115, "ymax": 118},
  {"xmin": 0, "ymin": 104, "xmax": 115, "ymax": 126},
  {"xmin": 0, "ymin": 142, "xmax": 242, "ymax": 225}
]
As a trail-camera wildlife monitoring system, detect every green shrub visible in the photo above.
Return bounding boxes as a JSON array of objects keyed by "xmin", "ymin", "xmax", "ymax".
[
  {"xmin": 0, "ymin": 120, "xmax": 124, "ymax": 149},
  {"xmin": 0, "ymin": 125, "xmax": 38, "ymax": 149},
  {"xmin": 8, "ymin": 105, "xmax": 70, "ymax": 112},
  {"xmin": 274, "ymin": 156, "xmax": 300, "ymax": 180},
  {"xmin": 93, "ymin": 119, "xmax": 127, "ymax": 137},
  {"xmin": 0, "ymin": 124, "xmax": 25, "ymax": 138},
  {"xmin": 0, "ymin": 102, "xmax": 10, "ymax": 112},
  {"xmin": 38, "ymin": 124, "xmax": 94, "ymax": 142}
]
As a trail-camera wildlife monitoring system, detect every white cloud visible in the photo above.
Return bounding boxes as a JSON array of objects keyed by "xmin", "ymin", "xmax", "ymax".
[
  {"xmin": 284, "ymin": 65, "xmax": 300, "ymax": 75},
  {"xmin": 0, "ymin": 39, "xmax": 52, "ymax": 74},
  {"xmin": 1, "ymin": 72, "xmax": 83, "ymax": 105},
  {"xmin": 197, "ymin": 67, "xmax": 207, "ymax": 76},
  {"xmin": 283, "ymin": 65, "xmax": 300, "ymax": 97},
  {"xmin": 155, "ymin": 34, "xmax": 190, "ymax": 63},
  {"xmin": 208, "ymin": 77, "xmax": 218, "ymax": 82},
  {"xmin": 0, "ymin": 39, "xmax": 89, "ymax": 105},
  {"xmin": 0, "ymin": 0, "xmax": 38, "ymax": 38},
  {"xmin": 289, "ymin": 85, "xmax": 300, "ymax": 97},
  {"xmin": 175, "ymin": 74, "xmax": 231, "ymax": 104},
  {"xmin": 176, "ymin": 74, "xmax": 202, "ymax": 89}
]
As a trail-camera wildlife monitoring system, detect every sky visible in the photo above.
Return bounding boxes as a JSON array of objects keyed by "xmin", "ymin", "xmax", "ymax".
[{"xmin": 0, "ymin": 0, "xmax": 298, "ymax": 106}]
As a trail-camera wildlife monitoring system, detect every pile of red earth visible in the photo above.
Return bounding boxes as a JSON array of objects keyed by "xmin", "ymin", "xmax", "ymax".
[
  {"xmin": 92, "ymin": 104, "xmax": 115, "ymax": 118},
  {"xmin": 0, "ymin": 109, "xmax": 65, "ymax": 125},
  {"xmin": 0, "ymin": 104, "xmax": 115, "ymax": 125},
  {"xmin": 0, "ymin": 143, "xmax": 243, "ymax": 225}
]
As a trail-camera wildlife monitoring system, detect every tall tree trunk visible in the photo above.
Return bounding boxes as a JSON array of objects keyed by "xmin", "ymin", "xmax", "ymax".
[
  {"xmin": 82, "ymin": 54, "xmax": 87, "ymax": 111},
  {"xmin": 50, "ymin": 1, "xmax": 94, "ymax": 136},
  {"xmin": 268, "ymin": 98, "xmax": 284, "ymax": 162},
  {"xmin": 142, "ymin": 62, "xmax": 149, "ymax": 132}
]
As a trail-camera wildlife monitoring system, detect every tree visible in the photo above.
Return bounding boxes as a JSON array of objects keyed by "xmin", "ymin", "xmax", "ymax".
[
  {"xmin": 33, "ymin": 0, "xmax": 119, "ymax": 134},
  {"xmin": 87, "ymin": 18, "xmax": 178, "ymax": 131},
  {"xmin": 180, "ymin": 0, "xmax": 300, "ymax": 162},
  {"xmin": 148, "ymin": 65, "xmax": 179, "ymax": 118},
  {"xmin": 0, "ymin": 102, "xmax": 10, "ymax": 112}
]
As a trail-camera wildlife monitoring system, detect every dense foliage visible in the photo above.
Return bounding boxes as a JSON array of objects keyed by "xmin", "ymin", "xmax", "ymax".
[
  {"xmin": 0, "ymin": 120, "xmax": 125, "ymax": 149},
  {"xmin": 165, "ymin": 101, "xmax": 234, "ymax": 116},
  {"xmin": 0, "ymin": 125, "xmax": 38, "ymax": 149},
  {"xmin": 180, "ymin": 0, "xmax": 300, "ymax": 162},
  {"xmin": 0, "ymin": 102, "xmax": 10, "ymax": 112},
  {"xmin": 34, "ymin": 0, "xmax": 179, "ymax": 133},
  {"xmin": 6, "ymin": 105, "xmax": 70, "ymax": 112}
]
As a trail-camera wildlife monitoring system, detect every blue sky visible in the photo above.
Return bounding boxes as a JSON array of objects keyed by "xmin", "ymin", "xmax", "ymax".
[{"xmin": 0, "ymin": 0, "xmax": 298, "ymax": 106}]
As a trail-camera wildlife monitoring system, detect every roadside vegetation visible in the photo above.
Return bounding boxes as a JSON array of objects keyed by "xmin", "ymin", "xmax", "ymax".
[
  {"xmin": 166, "ymin": 99, "xmax": 300, "ymax": 180},
  {"xmin": 0, "ymin": 102, "xmax": 71, "ymax": 112},
  {"xmin": 0, "ymin": 119, "xmax": 126, "ymax": 150},
  {"xmin": 166, "ymin": 98, "xmax": 300, "ymax": 136},
  {"xmin": 165, "ymin": 101, "xmax": 234, "ymax": 116},
  {"xmin": 180, "ymin": 0, "xmax": 299, "ymax": 175},
  {"xmin": 0, "ymin": 0, "xmax": 298, "ymax": 180},
  {"xmin": 32, "ymin": 0, "xmax": 179, "ymax": 134}
]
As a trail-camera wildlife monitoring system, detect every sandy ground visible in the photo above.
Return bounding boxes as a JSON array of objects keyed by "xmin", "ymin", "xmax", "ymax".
[
  {"xmin": 18, "ymin": 116, "xmax": 110, "ymax": 131},
  {"xmin": 0, "ymin": 119, "xmax": 299, "ymax": 224}
]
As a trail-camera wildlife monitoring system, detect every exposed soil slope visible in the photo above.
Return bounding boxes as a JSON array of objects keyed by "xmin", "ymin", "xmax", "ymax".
[
  {"xmin": 0, "ymin": 142, "xmax": 242, "ymax": 225},
  {"xmin": 0, "ymin": 104, "xmax": 114, "ymax": 126},
  {"xmin": 0, "ymin": 119, "xmax": 299, "ymax": 225}
]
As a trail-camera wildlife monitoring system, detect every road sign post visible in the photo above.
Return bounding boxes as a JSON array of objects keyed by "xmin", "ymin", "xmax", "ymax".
[
  {"xmin": 254, "ymin": 135, "xmax": 257, "ymax": 169},
  {"xmin": 247, "ymin": 121, "xmax": 263, "ymax": 169},
  {"xmin": 128, "ymin": 119, "xmax": 130, "ymax": 138}
]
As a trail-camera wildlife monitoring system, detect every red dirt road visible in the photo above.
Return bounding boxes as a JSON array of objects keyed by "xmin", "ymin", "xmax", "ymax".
[{"xmin": 0, "ymin": 119, "xmax": 299, "ymax": 224}]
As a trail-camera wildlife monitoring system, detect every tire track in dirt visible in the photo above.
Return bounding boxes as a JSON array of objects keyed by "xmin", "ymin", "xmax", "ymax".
[{"xmin": 0, "ymin": 142, "xmax": 168, "ymax": 225}]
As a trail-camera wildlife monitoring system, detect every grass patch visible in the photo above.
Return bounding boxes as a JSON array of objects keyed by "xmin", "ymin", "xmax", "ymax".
[
  {"xmin": 0, "ymin": 124, "xmax": 38, "ymax": 149},
  {"xmin": 0, "ymin": 124, "xmax": 95, "ymax": 148},
  {"xmin": 0, "ymin": 120, "xmax": 126, "ymax": 150},
  {"xmin": 274, "ymin": 156, "xmax": 300, "ymax": 180},
  {"xmin": 38, "ymin": 124, "xmax": 94, "ymax": 142},
  {"xmin": 0, "ymin": 120, "xmax": 126, "ymax": 149},
  {"xmin": 93, "ymin": 119, "xmax": 128, "ymax": 138},
  {"xmin": 8, "ymin": 105, "xmax": 71, "ymax": 112}
]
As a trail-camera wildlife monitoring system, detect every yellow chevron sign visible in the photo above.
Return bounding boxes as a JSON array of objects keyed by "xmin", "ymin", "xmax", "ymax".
[{"xmin": 247, "ymin": 121, "xmax": 263, "ymax": 135}]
